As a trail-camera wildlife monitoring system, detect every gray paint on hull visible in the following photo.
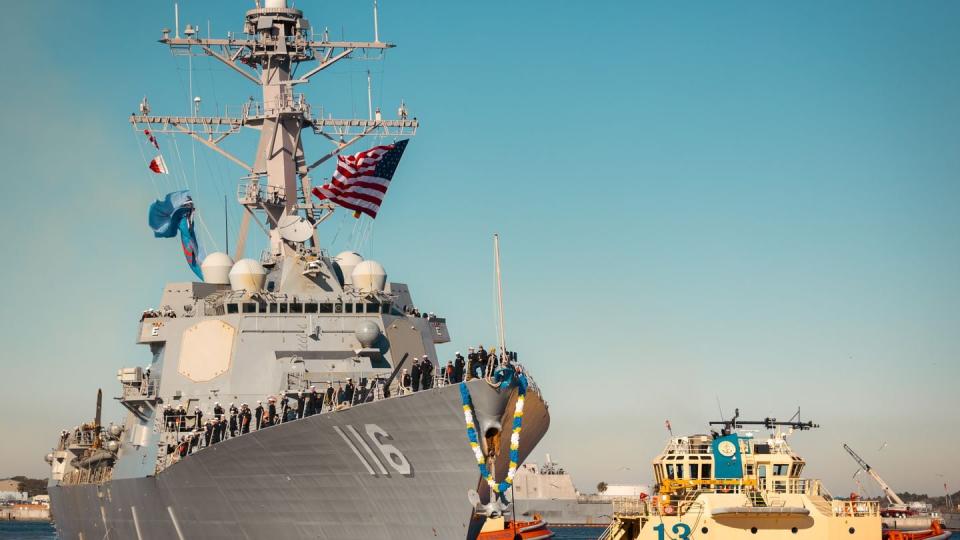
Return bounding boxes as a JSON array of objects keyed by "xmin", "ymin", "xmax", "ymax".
[
  {"xmin": 51, "ymin": 381, "xmax": 549, "ymax": 540},
  {"xmin": 513, "ymin": 499, "xmax": 613, "ymax": 526}
]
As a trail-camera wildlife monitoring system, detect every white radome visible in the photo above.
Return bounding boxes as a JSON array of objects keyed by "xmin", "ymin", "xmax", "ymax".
[
  {"xmin": 228, "ymin": 259, "xmax": 267, "ymax": 292},
  {"xmin": 201, "ymin": 252, "xmax": 234, "ymax": 285},
  {"xmin": 334, "ymin": 251, "xmax": 364, "ymax": 285},
  {"xmin": 351, "ymin": 260, "xmax": 387, "ymax": 293}
]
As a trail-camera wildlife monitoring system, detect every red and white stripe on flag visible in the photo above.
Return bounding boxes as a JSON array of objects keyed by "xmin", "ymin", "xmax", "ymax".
[
  {"xmin": 311, "ymin": 140, "xmax": 408, "ymax": 219},
  {"xmin": 149, "ymin": 154, "xmax": 169, "ymax": 175}
]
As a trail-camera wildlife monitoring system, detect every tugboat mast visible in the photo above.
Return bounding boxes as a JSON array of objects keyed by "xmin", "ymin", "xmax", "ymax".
[{"xmin": 131, "ymin": 0, "xmax": 418, "ymax": 260}]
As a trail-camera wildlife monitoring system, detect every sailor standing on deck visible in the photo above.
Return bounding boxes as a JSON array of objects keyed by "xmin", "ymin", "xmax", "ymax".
[
  {"xmin": 240, "ymin": 404, "xmax": 251, "ymax": 434},
  {"xmin": 478, "ymin": 345, "xmax": 489, "ymax": 378},
  {"xmin": 454, "ymin": 352, "xmax": 465, "ymax": 383},
  {"xmin": 411, "ymin": 358, "xmax": 422, "ymax": 392},
  {"xmin": 229, "ymin": 404, "xmax": 239, "ymax": 437},
  {"xmin": 213, "ymin": 402, "xmax": 224, "ymax": 422},
  {"xmin": 210, "ymin": 418, "xmax": 222, "ymax": 445},
  {"xmin": 467, "ymin": 347, "xmax": 477, "ymax": 380},
  {"xmin": 194, "ymin": 407, "xmax": 203, "ymax": 430},
  {"xmin": 303, "ymin": 386, "xmax": 320, "ymax": 416},
  {"xmin": 343, "ymin": 378, "xmax": 356, "ymax": 405},
  {"xmin": 401, "ymin": 369, "xmax": 411, "ymax": 393},
  {"xmin": 254, "ymin": 401, "xmax": 264, "ymax": 430},
  {"xmin": 203, "ymin": 420, "xmax": 213, "ymax": 447},
  {"xmin": 420, "ymin": 355, "xmax": 434, "ymax": 390},
  {"xmin": 267, "ymin": 397, "xmax": 277, "ymax": 426},
  {"xmin": 296, "ymin": 391, "xmax": 306, "ymax": 419},
  {"xmin": 324, "ymin": 382, "xmax": 335, "ymax": 412},
  {"xmin": 279, "ymin": 396, "xmax": 290, "ymax": 423}
]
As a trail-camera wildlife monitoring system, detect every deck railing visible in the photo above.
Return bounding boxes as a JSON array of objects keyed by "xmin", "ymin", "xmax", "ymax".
[{"xmin": 832, "ymin": 500, "xmax": 880, "ymax": 517}]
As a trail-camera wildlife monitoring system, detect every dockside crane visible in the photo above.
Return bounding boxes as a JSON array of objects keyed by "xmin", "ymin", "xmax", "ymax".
[{"xmin": 843, "ymin": 443, "xmax": 906, "ymax": 507}]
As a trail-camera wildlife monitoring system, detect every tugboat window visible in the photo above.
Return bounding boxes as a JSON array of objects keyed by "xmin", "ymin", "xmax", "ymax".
[
  {"xmin": 227, "ymin": 304, "xmax": 239, "ymax": 314},
  {"xmin": 290, "ymin": 303, "xmax": 303, "ymax": 313},
  {"xmin": 666, "ymin": 464, "xmax": 675, "ymax": 480},
  {"xmin": 366, "ymin": 303, "xmax": 379, "ymax": 313},
  {"xmin": 355, "ymin": 303, "xmax": 364, "ymax": 313},
  {"xmin": 381, "ymin": 303, "xmax": 390, "ymax": 314},
  {"xmin": 702, "ymin": 464, "xmax": 711, "ymax": 478},
  {"xmin": 773, "ymin": 464, "xmax": 789, "ymax": 476},
  {"xmin": 279, "ymin": 303, "xmax": 288, "ymax": 313},
  {"xmin": 304, "ymin": 303, "xmax": 318, "ymax": 313},
  {"xmin": 689, "ymin": 464, "xmax": 699, "ymax": 479},
  {"xmin": 269, "ymin": 303, "xmax": 278, "ymax": 313},
  {"xmin": 258, "ymin": 303, "xmax": 268, "ymax": 313},
  {"xmin": 319, "ymin": 303, "xmax": 333, "ymax": 313},
  {"xmin": 243, "ymin": 303, "xmax": 257, "ymax": 313},
  {"xmin": 345, "ymin": 303, "xmax": 353, "ymax": 314}
]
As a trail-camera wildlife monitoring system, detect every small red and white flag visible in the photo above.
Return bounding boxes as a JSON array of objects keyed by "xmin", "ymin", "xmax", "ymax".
[
  {"xmin": 312, "ymin": 140, "xmax": 409, "ymax": 219},
  {"xmin": 143, "ymin": 129, "xmax": 160, "ymax": 150},
  {"xmin": 149, "ymin": 155, "xmax": 169, "ymax": 175}
]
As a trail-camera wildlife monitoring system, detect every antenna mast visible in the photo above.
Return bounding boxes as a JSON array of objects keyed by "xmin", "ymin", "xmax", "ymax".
[
  {"xmin": 131, "ymin": 0, "xmax": 417, "ymax": 263},
  {"xmin": 494, "ymin": 234, "xmax": 507, "ymax": 359}
]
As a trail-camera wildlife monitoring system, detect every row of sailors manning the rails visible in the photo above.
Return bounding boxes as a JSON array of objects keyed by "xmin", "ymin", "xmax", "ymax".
[{"xmin": 158, "ymin": 346, "xmax": 517, "ymax": 457}]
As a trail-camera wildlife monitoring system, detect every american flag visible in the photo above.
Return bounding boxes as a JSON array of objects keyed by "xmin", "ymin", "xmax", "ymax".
[{"xmin": 312, "ymin": 140, "xmax": 409, "ymax": 219}]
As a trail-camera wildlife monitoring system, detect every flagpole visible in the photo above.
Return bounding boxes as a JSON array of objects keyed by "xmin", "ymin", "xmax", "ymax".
[
  {"xmin": 494, "ymin": 234, "xmax": 507, "ymax": 362},
  {"xmin": 224, "ymin": 195, "xmax": 229, "ymax": 255}
]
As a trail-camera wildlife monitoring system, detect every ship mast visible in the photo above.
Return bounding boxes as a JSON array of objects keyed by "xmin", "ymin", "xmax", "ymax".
[{"xmin": 131, "ymin": 0, "xmax": 418, "ymax": 261}]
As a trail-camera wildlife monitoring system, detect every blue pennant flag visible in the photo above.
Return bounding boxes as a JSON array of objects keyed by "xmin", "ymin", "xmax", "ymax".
[{"xmin": 148, "ymin": 190, "xmax": 205, "ymax": 280}]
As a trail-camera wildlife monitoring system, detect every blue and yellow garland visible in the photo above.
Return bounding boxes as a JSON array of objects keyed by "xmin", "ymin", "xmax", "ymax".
[{"xmin": 459, "ymin": 380, "xmax": 526, "ymax": 495}]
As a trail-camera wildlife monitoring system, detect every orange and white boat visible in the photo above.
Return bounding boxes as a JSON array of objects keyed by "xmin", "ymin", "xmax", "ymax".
[{"xmin": 478, "ymin": 514, "xmax": 555, "ymax": 540}]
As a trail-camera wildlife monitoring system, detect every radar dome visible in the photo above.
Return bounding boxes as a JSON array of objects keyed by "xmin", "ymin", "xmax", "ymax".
[
  {"xmin": 354, "ymin": 320, "xmax": 381, "ymax": 348},
  {"xmin": 352, "ymin": 260, "xmax": 387, "ymax": 293},
  {"xmin": 229, "ymin": 259, "xmax": 267, "ymax": 292},
  {"xmin": 334, "ymin": 251, "xmax": 364, "ymax": 285},
  {"xmin": 201, "ymin": 252, "xmax": 234, "ymax": 285}
]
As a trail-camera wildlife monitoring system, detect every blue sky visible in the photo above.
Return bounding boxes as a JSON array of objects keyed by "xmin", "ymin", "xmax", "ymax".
[{"xmin": 0, "ymin": 1, "xmax": 958, "ymax": 496}]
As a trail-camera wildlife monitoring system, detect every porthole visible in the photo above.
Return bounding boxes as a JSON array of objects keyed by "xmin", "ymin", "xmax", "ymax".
[
  {"xmin": 791, "ymin": 527, "xmax": 798, "ymax": 534},
  {"xmin": 849, "ymin": 527, "xmax": 855, "ymax": 534},
  {"xmin": 751, "ymin": 527, "xmax": 758, "ymax": 534},
  {"xmin": 701, "ymin": 526, "xmax": 709, "ymax": 534}
]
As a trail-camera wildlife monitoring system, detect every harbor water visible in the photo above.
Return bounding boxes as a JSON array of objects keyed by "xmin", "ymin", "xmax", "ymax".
[{"xmin": 0, "ymin": 522, "xmax": 621, "ymax": 540}]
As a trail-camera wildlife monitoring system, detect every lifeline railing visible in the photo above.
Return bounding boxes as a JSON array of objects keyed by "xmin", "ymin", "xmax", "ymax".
[{"xmin": 150, "ymin": 363, "xmax": 542, "ymax": 475}]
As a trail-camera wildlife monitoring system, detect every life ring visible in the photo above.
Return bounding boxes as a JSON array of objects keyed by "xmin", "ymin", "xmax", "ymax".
[{"xmin": 663, "ymin": 505, "xmax": 676, "ymax": 515}]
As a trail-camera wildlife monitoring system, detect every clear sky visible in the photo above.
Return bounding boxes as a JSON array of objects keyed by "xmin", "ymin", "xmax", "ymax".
[{"xmin": 0, "ymin": 1, "xmax": 958, "ymax": 497}]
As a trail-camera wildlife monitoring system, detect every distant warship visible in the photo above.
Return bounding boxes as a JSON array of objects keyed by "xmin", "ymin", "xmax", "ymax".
[{"xmin": 43, "ymin": 2, "xmax": 549, "ymax": 539}]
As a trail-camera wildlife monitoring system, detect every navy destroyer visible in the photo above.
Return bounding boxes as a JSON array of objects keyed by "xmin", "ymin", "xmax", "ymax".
[{"xmin": 43, "ymin": 1, "xmax": 549, "ymax": 538}]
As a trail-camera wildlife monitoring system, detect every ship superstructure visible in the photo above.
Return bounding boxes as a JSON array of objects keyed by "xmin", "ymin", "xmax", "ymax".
[
  {"xmin": 601, "ymin": 410, "xmax": 881, "ymax": 540},
  {"xmin": 43, "ymin": 2, "xmax": 550, "ymax": 539}
]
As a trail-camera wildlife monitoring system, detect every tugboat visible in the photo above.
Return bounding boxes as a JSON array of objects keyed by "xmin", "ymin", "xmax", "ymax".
[
  {"xmin": 600, "ymin": 409, "xmax": 881, "ymax": 539},
  {"xmin": 843, "ymin": 444, "xmax": 951, "ymax": 540},
  {"xmin": 42, "ymin": 1, "xmax": 550, "ymax": 539}
]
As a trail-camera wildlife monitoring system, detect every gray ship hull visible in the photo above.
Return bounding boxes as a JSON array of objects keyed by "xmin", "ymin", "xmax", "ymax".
[
  {"xmin": 49, "ymin": 381, "xmax": 550, "ymax": 540},
  {"xmin": 513, "ymin": 499, "xmax": 612, "ymax": 527}
]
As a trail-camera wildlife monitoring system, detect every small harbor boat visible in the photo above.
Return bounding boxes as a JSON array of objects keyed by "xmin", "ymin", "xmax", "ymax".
[{"xmin": 478, "ymin": 514, "xmax": 554, "ymax": 540}]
